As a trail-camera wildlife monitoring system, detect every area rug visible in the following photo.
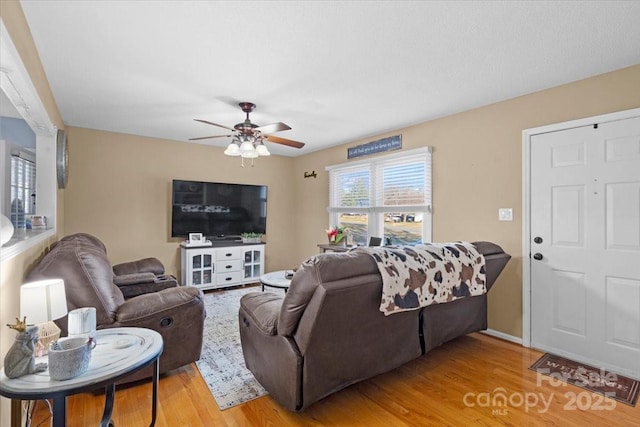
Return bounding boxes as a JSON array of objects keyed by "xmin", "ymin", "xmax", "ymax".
[
  {"xmin": 195, "ymin": 286, "xmax": 268, "ymax": 410},
  {"xmin": 529, "ymin": 353, "xmax": 639, "ymax": 406}
]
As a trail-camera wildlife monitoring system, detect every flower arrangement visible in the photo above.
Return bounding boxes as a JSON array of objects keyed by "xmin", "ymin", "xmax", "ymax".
[{"xmin": 326, "ymin": 226, "xmax": 347, "ymax": 245}]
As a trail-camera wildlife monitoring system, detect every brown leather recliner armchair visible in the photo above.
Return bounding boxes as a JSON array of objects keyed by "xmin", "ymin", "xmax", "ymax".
[
  {"xmin": 57, "ymin": 233, "xmax": 179, "ymax": 299},
  {"xmin": 26, "ymin": 233, "xmax": 205, "ymax": 382}
]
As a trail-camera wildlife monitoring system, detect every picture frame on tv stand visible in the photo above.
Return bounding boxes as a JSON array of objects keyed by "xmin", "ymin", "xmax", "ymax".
[
  {"xmin": 181, "ymin": 232, "xmax": 212, "ymax": 248},
  {"xmin": 188, "ymin": 233, "xmax": 203, "ymax": 244}
]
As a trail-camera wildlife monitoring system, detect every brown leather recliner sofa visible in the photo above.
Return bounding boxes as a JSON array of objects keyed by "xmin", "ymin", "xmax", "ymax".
[
  {"xmin": 239, "ymin": 241, "xmax": 510, "ymax": 411},
  {"xmin": 26, "ymin": 233, "xmax": 206, "ymax": 382}
]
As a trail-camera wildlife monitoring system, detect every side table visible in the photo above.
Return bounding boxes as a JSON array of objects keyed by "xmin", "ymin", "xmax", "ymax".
[
  {"xmin": 260, "ymin": 270, "xmax": 292, "ymax": 293},
  {"xmin": 0, "ymin": 327, "xmax": 163, "ymax": 427},
  {"xmin": 317, "ymin": 244, "xmax": 356, "ymax": 253}
]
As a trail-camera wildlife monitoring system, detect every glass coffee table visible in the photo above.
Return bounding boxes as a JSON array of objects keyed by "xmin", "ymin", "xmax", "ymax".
[{"xmin": 260, "ymin": 270, "xmax": 293, "ymax": 293}]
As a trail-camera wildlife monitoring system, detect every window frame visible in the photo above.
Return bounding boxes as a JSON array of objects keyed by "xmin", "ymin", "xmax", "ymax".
[
  {"xmin": 1, "ymin": 19, "xmax": 57, "ymax": 262},
  {"xmin": 327, "ymin": 147, "xmax": 432, "ymax": 245}
]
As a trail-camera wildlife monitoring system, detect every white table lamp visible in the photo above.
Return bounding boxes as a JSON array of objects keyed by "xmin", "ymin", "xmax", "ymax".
[{"xmin": 20, "ymin": 279, "xmax": 68, "ymax": 354}]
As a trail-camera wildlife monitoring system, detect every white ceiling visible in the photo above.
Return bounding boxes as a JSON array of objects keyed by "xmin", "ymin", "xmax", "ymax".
[{"xmin": 18, "ymin": 1, "xmax": 640, "ymax": 157}]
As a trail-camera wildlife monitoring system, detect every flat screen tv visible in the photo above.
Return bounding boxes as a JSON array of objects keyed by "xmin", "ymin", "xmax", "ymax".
[{"xmin": 171, "ymin": 180, "xmax": 267, "ymax": 238}]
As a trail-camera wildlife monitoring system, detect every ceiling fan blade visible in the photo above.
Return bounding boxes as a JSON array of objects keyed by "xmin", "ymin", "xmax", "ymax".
[
  {"xmin": 255, "ymin": 122, "xmax": 291, "ymax": 134},
  {"xmin": 189, "ymin": 134, "xmax": 232, "ymax": 141},
  {"xmin": 266, "ymin": 135, "xmax": 305, "ymax": 149},
  {"xmin": 194, "ymin": 119, "xmax": 235, "ymax": 131}
]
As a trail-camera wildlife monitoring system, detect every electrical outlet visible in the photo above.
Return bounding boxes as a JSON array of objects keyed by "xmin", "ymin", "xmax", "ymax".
[{"xmin": 498, "ymin": 208, "xmax": 513, "ymax": 221}]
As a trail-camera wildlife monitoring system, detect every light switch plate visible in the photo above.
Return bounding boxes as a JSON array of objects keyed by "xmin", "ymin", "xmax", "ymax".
[{"xmin": 498, "ymin": 208, "xmax": 513, "ymax": 221}]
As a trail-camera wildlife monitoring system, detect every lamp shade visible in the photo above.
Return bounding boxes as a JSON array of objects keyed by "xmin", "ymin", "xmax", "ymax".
[
  {"xmin": 20, "ymin": 279, "xmax": 68, "ymax": 324},
  {"xmin": 1, "ymin": 214, "xmax": 14, "ymax": 246},
  {"xmin": 255, "ymin": 143, "xmax": 271, "ymax": 156},
  {"xmin": 224, "ymin": 141, "xmax": 240, "ymax": 156},
  {"xmin": 239, "ymin": 141, "xmax": 259, "ymax": 158}
]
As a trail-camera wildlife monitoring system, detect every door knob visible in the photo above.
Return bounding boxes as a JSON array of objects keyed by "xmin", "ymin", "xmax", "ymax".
[
  {"xmin": 533, "ymin": 253, "xmax": 543, "ymax": 260},
  {"xmin": 534, "ymin": 237, "xmax": 543, "ymax": 244}
]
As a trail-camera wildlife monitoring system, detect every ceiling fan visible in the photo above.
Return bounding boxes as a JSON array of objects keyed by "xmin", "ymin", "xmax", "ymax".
[{"xmin": 189, "ymin": 102, "xmax": 305, "ymax": 154}]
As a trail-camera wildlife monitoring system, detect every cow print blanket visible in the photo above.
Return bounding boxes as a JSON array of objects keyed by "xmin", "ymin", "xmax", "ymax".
[{"xmin": 355, "ymin": 242, "xmax": 486, "ymax": 316}]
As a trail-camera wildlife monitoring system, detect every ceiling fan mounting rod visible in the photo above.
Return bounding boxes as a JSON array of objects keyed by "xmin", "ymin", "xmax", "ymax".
[{"xmin": 235, "ymin": 102, "xmax": 258, "ymax": 132}]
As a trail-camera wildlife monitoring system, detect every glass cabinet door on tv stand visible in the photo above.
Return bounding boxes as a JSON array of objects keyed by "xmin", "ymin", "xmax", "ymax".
[
  {"xmin": 242, "ymin": 245, "xmax": 265, "ymax": 283},
  {"xmin": 181, "ymin": 247, "xmax": 216, "ymax": 289}
]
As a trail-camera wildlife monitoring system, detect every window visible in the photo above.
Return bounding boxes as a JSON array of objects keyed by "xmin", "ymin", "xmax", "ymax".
[
  {"xmin": 327, "ymin": 147, "xmax": 432, "ymax": 245},
  {"xmin": 10, "ymin": 155, "xmax": 36, "ymax": 229},
  {"xmin": 1, "ymin": 20, "xmax": 57, "ymax": 262}
]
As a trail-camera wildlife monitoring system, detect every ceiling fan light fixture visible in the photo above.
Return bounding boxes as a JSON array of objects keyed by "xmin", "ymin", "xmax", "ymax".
[
  {"xmin": 241, "ymin": 150, "xmax": 259, "ymax": 159},
  {"xmin": 224, "ymin": 141, "xmax": 240, "ymax": 156},
  {"xmin": 256, "ymin": 142, "xmax": 271, "ymax": 156},
  {"xmin": 239, "ymin": 141, "xmax": 258, "ymax": 158},
  {"xmin": 239, "ymin": 140, "xmax": 256, "ymax": 153},
  {"xmin": 239, "ymin": 133, "xmax": 254, "ymax": 143}
]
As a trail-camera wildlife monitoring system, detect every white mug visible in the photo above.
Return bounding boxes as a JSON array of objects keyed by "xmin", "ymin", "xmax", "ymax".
[{"xmin": 67, "ymin": 307, "xmax": 97, "ymax": 340}]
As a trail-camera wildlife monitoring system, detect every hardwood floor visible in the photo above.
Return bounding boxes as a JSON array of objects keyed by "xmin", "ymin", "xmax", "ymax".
[{"xmin": 31, "ymin": 333, "xmax": 639, "ymax": 426}]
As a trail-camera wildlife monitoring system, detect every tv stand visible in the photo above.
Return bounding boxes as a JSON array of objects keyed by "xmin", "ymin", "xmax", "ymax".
[{"xmin": 180, "ymin": 243, "xmax": 265, "ymax": 290}]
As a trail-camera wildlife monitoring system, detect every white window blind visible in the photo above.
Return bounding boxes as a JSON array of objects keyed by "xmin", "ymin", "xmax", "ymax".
[
  {"xmin": 375, "ymin": 154, "xmax": 430, "ymax": 210},
  {"xmin": 329, "ymin": 148, "xmax": 432, "ymax": 212},
  {"xmin": 329, "ymin": 164, "xmax": 371, "ymax": 210},
  {"xmin": 10, "ymin": 155, "xmax": 36, "ymax": 228}
]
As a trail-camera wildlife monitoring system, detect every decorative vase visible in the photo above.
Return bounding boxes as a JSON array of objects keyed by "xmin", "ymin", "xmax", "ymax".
[
  {"xmin": 329, "ymin": 234, "xmax": 346, "ymax": 245},
  {"xmin": 48, "ymin": 337, "xmax": 96, "ymax": 380}
]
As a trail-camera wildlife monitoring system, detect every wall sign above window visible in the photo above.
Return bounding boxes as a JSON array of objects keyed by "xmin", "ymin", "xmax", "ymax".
[{"xmin": 347, "ymin": 135, "xmax": 402, "ymax": 159}]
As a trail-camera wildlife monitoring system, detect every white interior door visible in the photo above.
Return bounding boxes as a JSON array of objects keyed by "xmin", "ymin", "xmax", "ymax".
[{"xmin": 530, "ymin": 115, "xmax": 640, "ymax": 379}]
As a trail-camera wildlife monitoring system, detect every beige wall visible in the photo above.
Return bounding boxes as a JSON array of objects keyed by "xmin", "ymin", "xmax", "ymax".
[
  {"xmin": 64, "ymin": 127, "xmax": 296, "ymax": 276},
  {"xmin": 294, "ymin": 64, "xmax": 640, "ymax": 339},
  {"xmin": 0, "ymin": 1, "xmax": 64, "ymax": 425}
]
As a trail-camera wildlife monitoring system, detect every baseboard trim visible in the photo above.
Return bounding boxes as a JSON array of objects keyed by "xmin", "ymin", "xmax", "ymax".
[{"xmin": 481, "ymin": 329, "xmax": 523, "ymax": 345}]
